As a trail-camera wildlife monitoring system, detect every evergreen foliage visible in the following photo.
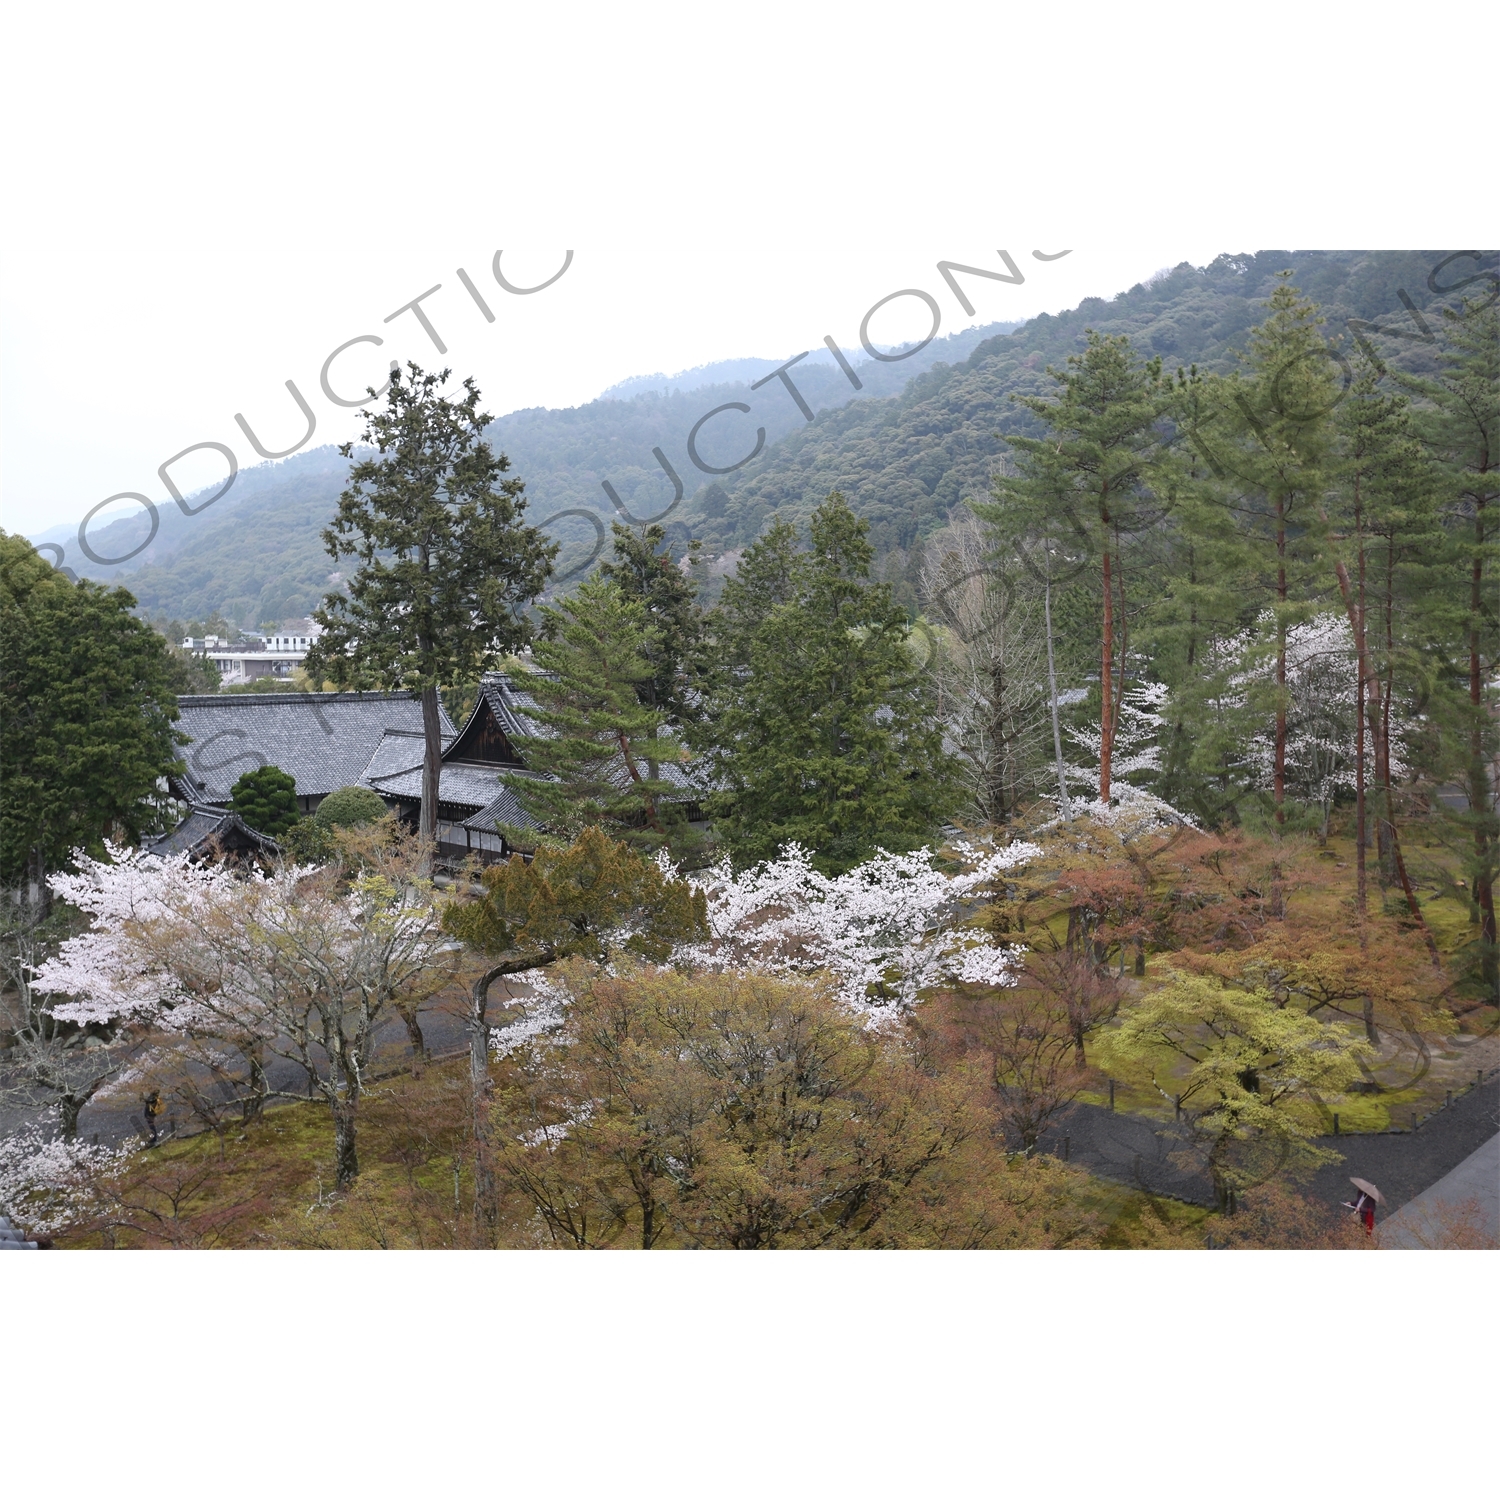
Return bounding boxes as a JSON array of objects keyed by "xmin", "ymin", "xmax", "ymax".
[
  {"xmin": 304, "ymin": 364, "xmax": 556, "ymax": 854},
  {"xmin": 228, "ymin": 766, "xmax": 300, "ymax": 837},
  {"xmin": 696, "ymin": 494, "xmax": 960, "ymax": 873},
  {"xmin": 1394, "ymin": 298, "xmax": 1500, "ymax": 992},
  {"xmin": 504, "ymin": 578, "xmax": 694, "ymax": 857},
  {"xmin": 313, "ymin": 785, "xmax": 389, "ymax": 828},
  {"xmin": 50, "ymin": 254, "xmax": 1464, "ymax": 631},
  {"xmin": 974, "ymin": 331, "xmax": 1171, "ymax": 802},
  {"xmin": 0, "ymin": 531, "xmax": 182, "ymax": 886},
  {"xmin": 598, "ymin": 520, "xmax": 703, "ymax": 721},
  {"xmin": 441, "ymin": 825, "xmax": 707, "ymax": 970}
]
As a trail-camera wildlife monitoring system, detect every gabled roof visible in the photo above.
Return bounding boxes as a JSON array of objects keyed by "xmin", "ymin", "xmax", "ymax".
[
  {"xmin": 441, "ymin": 672, "xmax": 547, "ymax": 767},
  {"xmin": 145, "ymin": 805, "xmax": 281, "ymax": 861},
  {"xmin": 479, "ymin": 673, "xmax": 549, "ymax": 743},
  {"xmin": 358, "ymin": 729, "xmax": 430, "ymax": 785},
  {"xmin": 173, "ymin": 692, "xmax": 454, "ymax": 803},
  {"xmin": 364, "ymin": 671, "xmax": 715, "ymax": 838}
]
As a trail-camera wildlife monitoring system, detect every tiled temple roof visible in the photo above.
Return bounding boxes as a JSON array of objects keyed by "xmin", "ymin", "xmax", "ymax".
[{"xmin": 173, "ymin": 692, "xmax": 454, "ymax": 802}]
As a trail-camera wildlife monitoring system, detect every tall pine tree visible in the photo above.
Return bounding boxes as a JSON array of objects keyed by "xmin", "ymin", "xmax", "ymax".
[
  {"xmin": 505, "ymin": 577, "xmax": 695, "ymax": 858},
  {"xmin": 1197, "ymin": 274, "xmax": 1336, "ymax": 825},
  {"xmin": 977, "ymin": 331, "xmax": 1170, "ymax": 803},
  {"xmin": 1400, "ymin": 298, "xmax": 1500, "ymax": 996},
  {"xmin": 598, "ymin": 521, "xmax": 703, "ymax": 723}
]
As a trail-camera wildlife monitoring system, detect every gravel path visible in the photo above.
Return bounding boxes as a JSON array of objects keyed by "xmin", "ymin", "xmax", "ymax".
[
  {"xmin": 1035, "ymin": 1072, "xmax": 1500, "ymax": 1220},
  {"xmin": 1, "ymin": 991, "xmax": 475, "ymax": 1149}
]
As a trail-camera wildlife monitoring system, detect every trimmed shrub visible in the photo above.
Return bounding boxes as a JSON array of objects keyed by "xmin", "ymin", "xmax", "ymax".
[
  {"xmin": 314, "ymin": 785, "xmax": 388, "ymax": 829},
  {"xmin": 229, "ymin": 766, "xmax": 300, "ymax": 837}
]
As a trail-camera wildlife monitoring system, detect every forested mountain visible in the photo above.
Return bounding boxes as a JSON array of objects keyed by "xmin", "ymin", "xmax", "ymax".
[
  {"xmin": 35, "ymin": 250, "xmax": 1485, "ymax": 628},
  {"xmin": 41, "ymin": 321, "xmax": 1020, "ymax": 627},
  {"xmin": 678, "ymin": 251, "xmax": 1474, "ymax": 563}
]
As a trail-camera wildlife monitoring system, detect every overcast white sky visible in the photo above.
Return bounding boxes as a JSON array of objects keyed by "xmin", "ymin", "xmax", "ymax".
[
  {"xmin": 4, "ymin": 245, "xmax": 1224, "ymax": 538},
  {"xmin": 2, "ymin": 0, "xmax": 1493, "ymax": 539}
]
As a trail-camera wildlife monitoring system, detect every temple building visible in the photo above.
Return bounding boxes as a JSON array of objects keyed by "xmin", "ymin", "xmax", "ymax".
[
  {"xmin": 164, "ymin": 673, "xmax": 708, "ymax": 865},
  {"xmin": 170, "ymin": 690, "xmax": 452, "ymax": 815},
  {"xmin": 359, "ymin": 674, "xmax": 707, "ymax": 864},
  {"xmin": 143, "ymin": 804, "xmax": 282, "ymax": 867}
]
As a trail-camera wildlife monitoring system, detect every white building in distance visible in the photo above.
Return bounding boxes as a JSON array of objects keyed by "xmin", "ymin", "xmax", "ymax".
[{"xmin": 184, "ymin": 618, "xmax": 324, "ymax": 685}]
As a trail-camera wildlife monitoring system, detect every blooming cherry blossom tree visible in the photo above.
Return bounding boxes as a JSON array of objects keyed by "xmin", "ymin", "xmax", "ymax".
[
  {"xmin": 0, "ymin": 1125, "xmax": 135, "ymax": 1239},
  {"xmin": 674, "ymin": 838, "xmax": 1040, "ymax": 1019},
  {"xmin": 35, "ymin": 837, "xmax": 454, "ymax": 1188}
]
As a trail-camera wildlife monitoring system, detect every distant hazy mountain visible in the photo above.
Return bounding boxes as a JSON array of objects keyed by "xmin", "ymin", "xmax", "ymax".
[
  {"xmin": 595, "ymin": 321, "xmax": 1022, "ymax": 402},
  {"xmin": 34, "ymin": 319, "xmax": 1022, "ymax": 625},
  {"xmin": 27, "ymin": 249, "xmax": 1486, "ymax": 629}
]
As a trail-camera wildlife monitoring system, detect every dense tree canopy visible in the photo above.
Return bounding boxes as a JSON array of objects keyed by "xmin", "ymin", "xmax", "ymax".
[
  {"xmin": 505, "ymin": 578, "xmax": 695, "ymax": 857},
  {"xmin": 598, "ymin": 520, "xmax": 704, "ymax": 722},
  {"xmin": 695, "ymin": 494, "xmax": 960, "ymax": 873},
  {"xmin": 0, "ymin": 531, "xmax": 181, "ymax": 887}
]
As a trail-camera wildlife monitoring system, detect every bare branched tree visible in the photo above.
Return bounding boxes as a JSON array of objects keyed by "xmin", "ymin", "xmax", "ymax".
[
  {"xmin": 919, "ymin": 516, "xmax": 1049, "ymax": 824},
  {"xmin": 930, "ymin": 977, "xmax": 1086, "ymax": 1153},
  {"xmin": 1026, "ymin": 945, "xmax": 1124, "ymax": 1068}
]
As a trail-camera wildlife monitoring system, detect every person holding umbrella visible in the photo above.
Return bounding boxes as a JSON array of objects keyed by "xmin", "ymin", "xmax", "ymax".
[{"xmin": 1341, "ymin": 1177, "xmax": 1384, "ymax": 1235}]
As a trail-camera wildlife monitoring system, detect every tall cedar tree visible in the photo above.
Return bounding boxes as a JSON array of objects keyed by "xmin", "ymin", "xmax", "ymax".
[
  {"xmin": 598, "ymin": 521, "xmax": 703, "ymax": 722},
  {"xmin": 1140, "ymin": 366, "xmax": 1261, "ymax": 824},
  {"xmin": 0, "ymin": 532, "xmax": 182, "ymax": 891},
  {"xmin": 1398, "ymin": 300, "xmax": 1500, "ymax": 998},
  {"xmin": 305, "ymin": 366, "xmax": 555, "ymax": 861},
  {"xmin": 505, "ymin": 578, "xmax": 694, "ymax": 857},
  {"xmin": 1198, "ymin": 275, "xmax": 1335, "ymax": 825},
  {"xmin": 696, "ymin": 494, "xmax": 958, "ymax": 874},
  {"xmin": 976, "ymin": 332, "xmax": 1169, "ymax": 803}
]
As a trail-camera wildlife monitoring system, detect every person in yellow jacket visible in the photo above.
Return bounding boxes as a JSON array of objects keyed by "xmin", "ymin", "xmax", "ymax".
[{"xmin": 142, "ymin": 1089, "xmax": 163, "ymax": 1145}]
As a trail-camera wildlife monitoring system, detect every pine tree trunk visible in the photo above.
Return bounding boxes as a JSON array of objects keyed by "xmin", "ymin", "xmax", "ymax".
[
  {"xmin": 616, "ymin": 731, "xmax": 666, "ymax": 834},
  {"xmin": 1100, "ymin": 546, "xmax": 1114, "ymax": 803},
  {"xmin": 420, "ymin": 682, "xmax": 443, "ymax": 873},
  {"xmin": 1044, "ymin": 578, "xmax": 1071, "ymax": 822},
  {"xmin": 1274, "ymin": 496, "xmax": 1287, "ymax": 824},
  {"xmin": 1386, "ymin": 818, "xmax": 1442, "ymax": 970},
  {"xmin": 1320, "ymin": 514, "xmax": 1373, "ymax": 914},
  {"xmin": 1114, "ymin": 524, "xmax": 1128, "ymax": 749},
  {"xmin": 1470, "ymin": 497, "xmax": 1498, "ymax": 1000},
  {"xmin": 1354, "ymin": 513, "xmax": 1368, "ymax": 921},
  {"xmin": 1378, "ymin": 545, "xmax": 1396, "ymax": 878}
]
